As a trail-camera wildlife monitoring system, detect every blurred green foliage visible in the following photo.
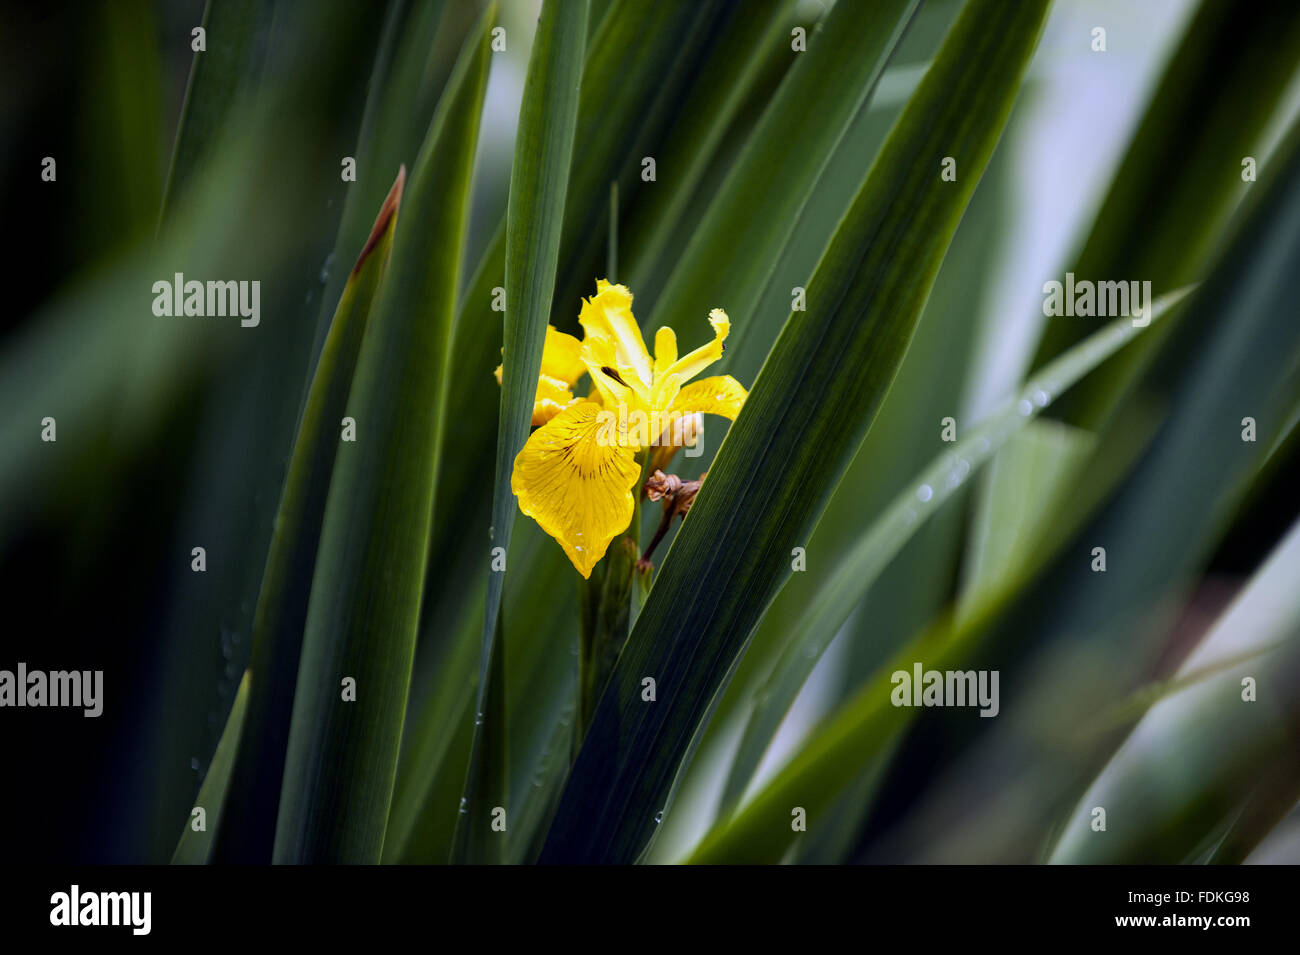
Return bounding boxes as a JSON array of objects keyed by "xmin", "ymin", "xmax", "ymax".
[{"xmin": 2, "ymin": 0, "xmax": 1298, "ymax": 865}]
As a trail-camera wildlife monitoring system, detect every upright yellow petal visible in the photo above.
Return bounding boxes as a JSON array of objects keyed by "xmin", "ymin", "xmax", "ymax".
[
  {"xmin": 579, "ymin": 280, "xmax": 653, "ymax": 387},
  {"xmin": 653, "ymin": 326, "xmax": 678, "ymax": 378},
  {"xmin": 667, "ymin": 374, "xmax": 747, "ymax": 421},
  {"xmin": 662, "ymin": 308, "xmax": 730, "ymax": 384},
  {"xmin": 577, "ymin": 333, "xmax": 630, "ymax": 411},
  {"xmin": 511, "ymin": 400, "xmax": 641, "ymax": 578}
]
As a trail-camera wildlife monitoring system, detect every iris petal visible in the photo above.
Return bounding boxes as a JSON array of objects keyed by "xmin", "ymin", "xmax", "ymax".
[
  {"xmin": 579, "ymin": 280, "xmax": 653, "ymax": 387},
  {"xmin": 662, "ymin": 308, "xmax": 730, "ymax": 384},
  {"xmin": 667, "ymin": 374, "xmax": 747, "ymax": 421},
  {"xmin": 511, "ymin": 400, "xmax": 641, "ymax": 578},
  {"xmin": 496, "ymin": 325, "xmax": 587, "ymax": 425}
]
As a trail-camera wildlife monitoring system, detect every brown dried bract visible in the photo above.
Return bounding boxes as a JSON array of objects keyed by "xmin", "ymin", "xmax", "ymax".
[{"xmin": 638, "ymin": 470, "xmax": 707, "ymax": 570}]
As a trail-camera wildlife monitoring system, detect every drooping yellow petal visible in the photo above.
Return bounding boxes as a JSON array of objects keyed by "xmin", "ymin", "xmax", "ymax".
[
  {"xmin": 662, "ymin": 308, "xmax": 730, "ymax": 385},
  {"xmin": 530, "ymin": 374, "xmax": 579, "ymax": 425},
  {"xmin": 579, "ymin": 280, "xmax": 653, "ymax": 388},
  {"xmin": 667, "ymin": 374, "xmax": 747, "ymax": 421},
  {"xmin": 511, "ymin": 400, "xmax": 640, "ymax": 578},
  {"xmin": 540, "ymin": 325, "xmax": 586, "ymax": 383},
  {"xmin": 648, "ymin": 375, "xmax": 746, "ymax": 471}
]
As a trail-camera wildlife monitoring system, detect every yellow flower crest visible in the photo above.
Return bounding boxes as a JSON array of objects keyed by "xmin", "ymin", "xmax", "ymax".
[{"xmin": 500, "ymin": 280, "xmax": 747, "ymax": 577}]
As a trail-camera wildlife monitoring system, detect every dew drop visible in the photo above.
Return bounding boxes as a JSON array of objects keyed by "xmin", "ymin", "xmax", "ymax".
[
  {"xmin": 319, "ymin": 252, "xmax": 335, "ymax": 284},
  {"xmin": 1017, "ymin": 399, "xmax": 1033, "ymax": 416},
  {"xmin": 916, "ymin": 483, "xmax": 933, "ymax": 503},
  {"xmin": 948, "ymin": 458, "xmax": 971, "ymax": 488},
  {"xmin": 1032, "ymin": 387, "xmax": 1049, "ymax": 407},
  {"xmin": 653, "ymin": 811, "xmax": 663, "ymax": 825},
  {"xmin": 190, "ymin": 757, "xmax": 200, "ymax": 771},
  {"xmin": 474, "ymin": 711, "xmax": 484, "ymax": 726},
  {"xmin": 459, "ymin": 797, "xmax": 468, "ymax": 814}
]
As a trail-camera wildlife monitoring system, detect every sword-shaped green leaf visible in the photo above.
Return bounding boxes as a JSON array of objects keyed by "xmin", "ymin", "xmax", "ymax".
[
  {"xmin": 212, "ymin": 169, "xmax": 405, "ymax": 863},
  {"xmin": 455, "ymin": 0, "xmax": 589, "ymax": 866},
  {"xmin": 541, "ymin": 0, "xmax": 1053, "ymax": 864},
  {"xmin": 171, "ymin": 670, "xmax": 250, "ymax": 864},
  {"xmin": 273, "ymin": 9, "xmax": 493, "ymax": 863}
]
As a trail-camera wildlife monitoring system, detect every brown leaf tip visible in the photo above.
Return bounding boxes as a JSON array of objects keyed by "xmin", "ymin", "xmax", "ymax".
[{"xmin": 352, "ymin": 164, "xmax": 406, "ymax": 276}]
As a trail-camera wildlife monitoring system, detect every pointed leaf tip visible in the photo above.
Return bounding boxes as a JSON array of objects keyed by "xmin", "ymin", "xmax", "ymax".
[{"xmin": 353, "ymin": 164, "xmax": 406, "ymax": 276}]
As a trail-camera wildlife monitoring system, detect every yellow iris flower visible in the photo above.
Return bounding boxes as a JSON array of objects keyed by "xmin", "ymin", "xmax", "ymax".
[{"xmin": 498, "ymin": 280, "xmax": 747, "ymax": 578}]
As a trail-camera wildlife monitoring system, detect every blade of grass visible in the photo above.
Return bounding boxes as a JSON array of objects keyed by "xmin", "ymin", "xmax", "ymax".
[
  {"xmin": 874, "ymin": 119, "xmax": 1300, "ymax": 861},
  {"xmin": 699, "ymin": 115, "xmax": 1300, "ymax": 864},
  {"xmin": 1048, "ymin": 516, "xmax": 1300, "ymax": 863},
  {"xmin": 83, "ymin": 0, "xmax": 163, "ymax": 251},
  {"xmin": 653, "ymin": 10, "xmax": 977, "ymax": 858},
  {"xmin": 541, "ymin": 0, "xmax": 1052, "ymax": 864},
  {"xmin": 171, "ymin": 670, "xmax": 250, "ymax": 864},
  {"xmin": 272, "ymin": 10, "xmax": 493, "ymax": 863},
  {"xmin": 144, "ymin": 2, "xmax": 387, "ymax": 861},
  {"xmin": 1030, "ymin": 0, "xmax": 1300, "ymax": 430},
  {"xmin": 382, "ymin": 576, "xmax": 483, "ymax": 863},
  {"xmin": 546, "ymin": 0, "xmax": 740, "ymax": 321},
  {"xmin": 210, "ymin": 170, "xmax": 405, "ymax": 863},
  {"xmin": 306, "ymin": 0, "xmax": 459, "ymax": 369},
  {"xmin": 620, "ymin": 0, "xmax": 797, "ymax": 297},
  {"xmin": 699, "ymin": 139, "xmax": 1008, "ymax": 834},
  {"xmin": 385, "ymin": 517, "xmax": 580, "ymax": 863},
  {"xmin": 159, "ymin": 0, "xmax": 273, "ymax": 223},
  {"xmin": 711, "ymin": 294, "xmax": 1183, "ymax": 826},
  {"xmin": 454, "ymin": 0, "xmax": 588, "ymax": 865},
  {"xmin": 645, "ymin": 0, "xmax": 919, "ymax": 354},
  {"xmin": 956, "ymin": 419, "xmax": 1096, "ymax": 623}
]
